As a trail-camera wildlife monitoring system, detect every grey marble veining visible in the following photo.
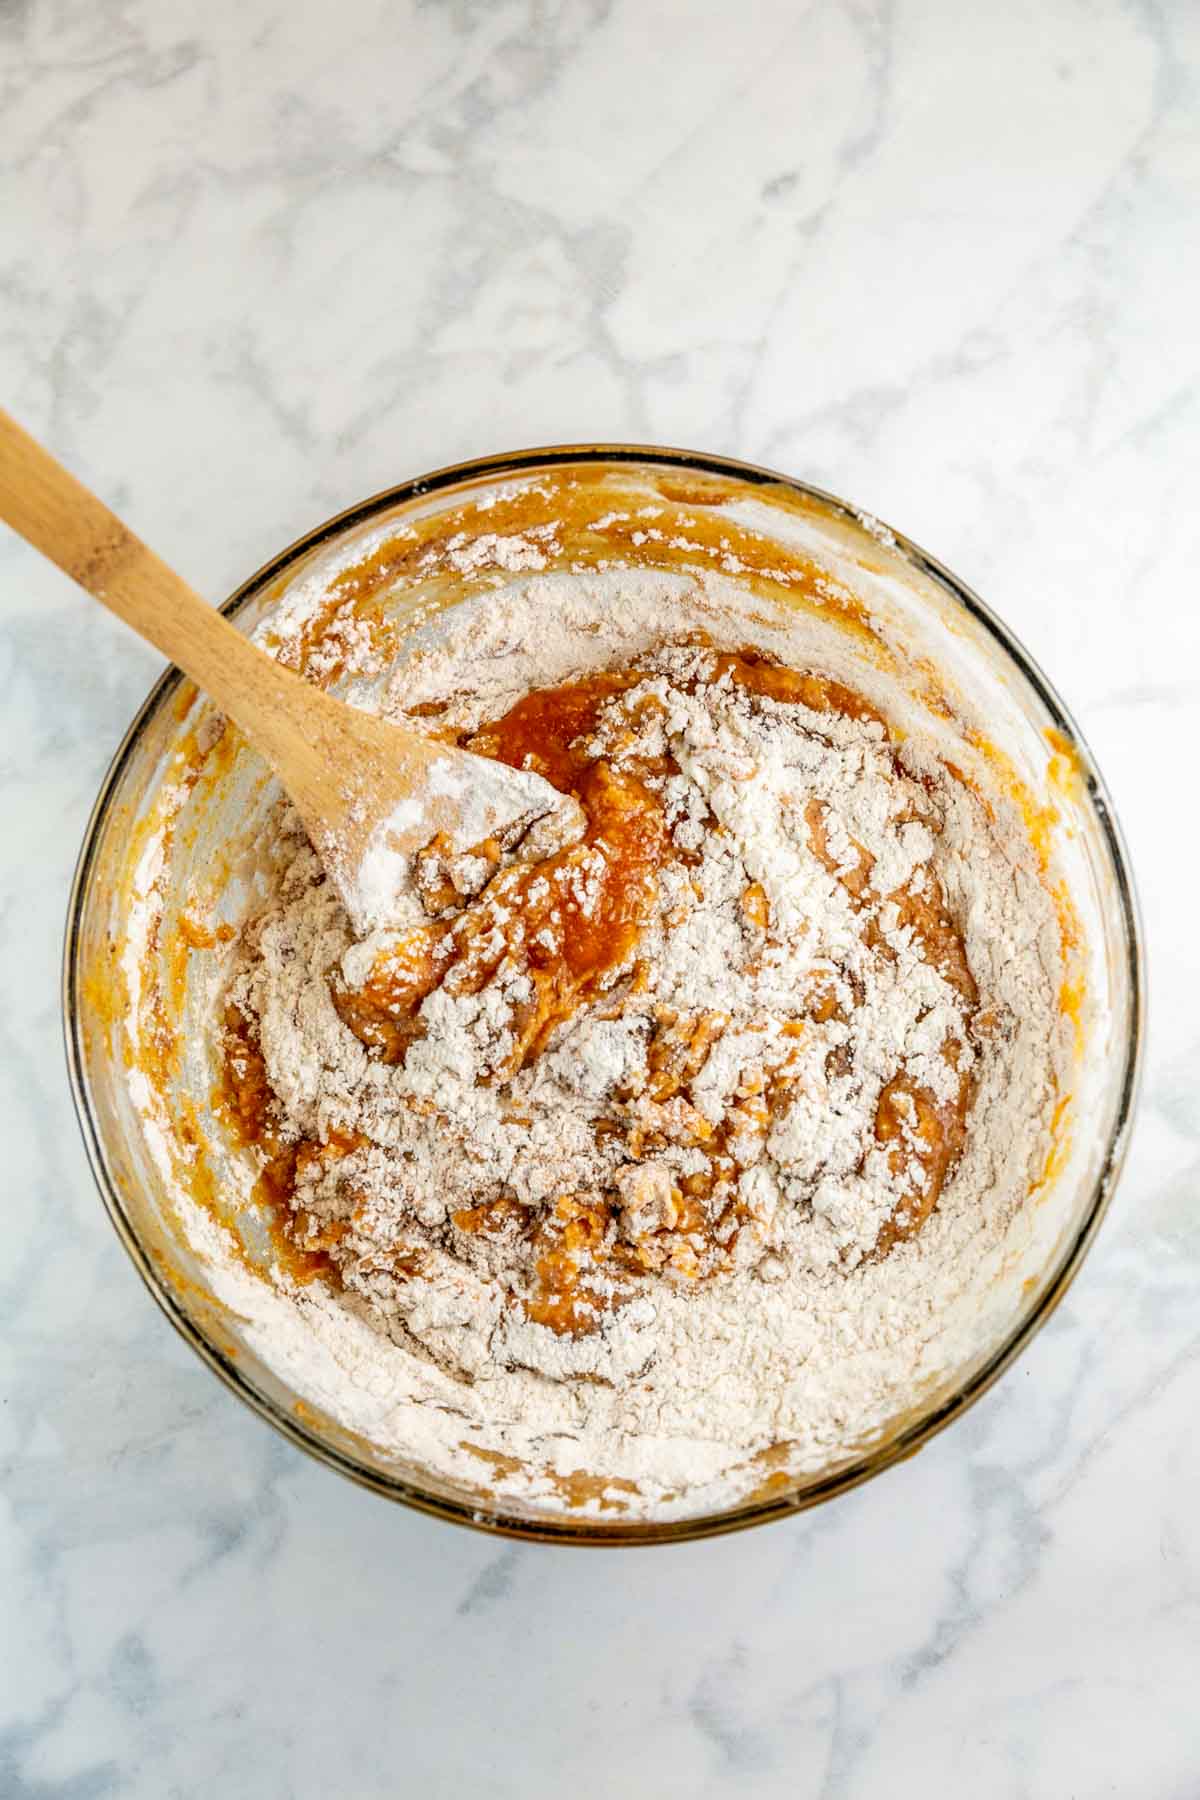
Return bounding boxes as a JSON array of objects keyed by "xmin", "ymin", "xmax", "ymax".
[{"xmin": 2, "ymin": 0, "xmax": 1198, "ymax": 1794}]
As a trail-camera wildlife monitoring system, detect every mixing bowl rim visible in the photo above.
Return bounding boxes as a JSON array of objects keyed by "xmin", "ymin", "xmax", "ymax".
[{"xmin": 62, "ymin": 442, "xmax": 1146, "ymax": 1545}]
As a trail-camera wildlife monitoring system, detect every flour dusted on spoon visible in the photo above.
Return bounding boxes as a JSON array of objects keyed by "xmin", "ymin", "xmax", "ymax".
[
  {"xmin": 214, "ymin": 566, "xmax": 1068, "ymax": 1510},
  {"xmin": 347, "ymin": 749, "xmax": 585, "ymax": 937}
]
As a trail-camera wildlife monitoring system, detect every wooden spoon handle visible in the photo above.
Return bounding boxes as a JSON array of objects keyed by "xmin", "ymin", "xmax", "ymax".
[{"xmin": 0, "ymin": 406, "xmax": 312, "ymax": 756}]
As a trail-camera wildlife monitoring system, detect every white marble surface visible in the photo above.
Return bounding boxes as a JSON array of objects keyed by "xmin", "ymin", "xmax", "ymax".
[{"xmin": 2, "ymin": 0, "xmax": 1198, "ymax": 1792}]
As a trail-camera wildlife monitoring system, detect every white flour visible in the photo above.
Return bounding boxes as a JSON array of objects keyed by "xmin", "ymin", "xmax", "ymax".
[{"xmin": 200, "ymin": 566, "xmax": 1069, "ymax": 1516}]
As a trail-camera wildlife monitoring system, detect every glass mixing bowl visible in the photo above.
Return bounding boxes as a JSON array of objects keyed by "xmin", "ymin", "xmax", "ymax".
[{"xmin": 64, "ymin": 446, "xmax": 1143, "ymax": 1543}]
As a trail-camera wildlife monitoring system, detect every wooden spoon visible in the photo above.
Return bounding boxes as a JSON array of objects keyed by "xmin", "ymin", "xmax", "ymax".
[{"xmin": 0, "ymin": 409, "xmax": 582, "ymax": 934}]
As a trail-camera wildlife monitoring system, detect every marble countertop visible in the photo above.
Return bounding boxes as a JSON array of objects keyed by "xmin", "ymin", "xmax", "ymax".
[{"xmin": 3, "ymin": 1, "xmax": 1198, "ymax": 1793}]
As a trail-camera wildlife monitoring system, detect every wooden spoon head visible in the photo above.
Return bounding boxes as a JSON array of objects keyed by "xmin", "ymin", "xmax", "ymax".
[{"xmin": 288, "ymin": 700, "xmax": 585, "ymax": 937}]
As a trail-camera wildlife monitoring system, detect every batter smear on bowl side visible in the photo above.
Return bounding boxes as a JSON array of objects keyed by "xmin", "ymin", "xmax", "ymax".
[{"xmin": 215, "ymin": 570, "xmax": 1069, "ymax": 1482}]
